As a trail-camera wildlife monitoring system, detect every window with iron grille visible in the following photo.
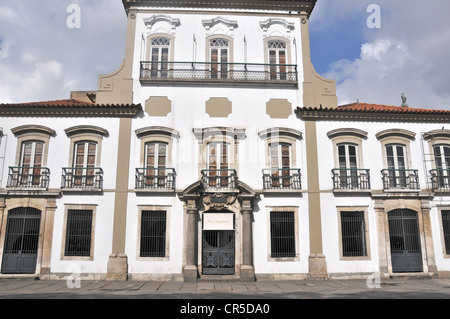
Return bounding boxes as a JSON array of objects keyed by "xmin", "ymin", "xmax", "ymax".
[
  {"xmin": 65, "ymin": 210, "xmax": 93, "ymax": 257},
  {"xmin": 442, "ymin": 210, "xmax": 450, "ymax": 255},
  {"xmin": 340, "ymin": 211, "xmax": 367, "ymax": 257},
  {"xmin": 270, "ymin": 211, "xmax": 295, "ymax": 258},
  {"xmin": 140, "ymin": 211, "xmax": 167, "ymax": 257}
]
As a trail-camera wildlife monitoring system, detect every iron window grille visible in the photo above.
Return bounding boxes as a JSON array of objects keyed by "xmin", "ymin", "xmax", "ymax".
[
  {"xmin": 381, "ymin": 169, "xmax": 420, "ymax": 190},
  {"xmin": 7, "ymin": 166, "xmax": 50, "ymax": 189},
  {"xmin": 135, "ymin": 168, "xmax": 176, "ymax": 190},
  {"xmin": 61, "ymin": 167, "xmax": 104, "ymax": 190},
  {"xmin": 201, "ymin": 169, "xmax": 238, "ymax": 191},
  {"xmin": 340, "ymin": 211, "xmax": 367, "ymax": 257},
  {"xmin": 270, "ymin": 211, "xmax": 295, "ymax": 258},
  {"xmin": 65, "ymin": 210, "xmax": 93, "ymax": 257},
  {"xmin": 430, "ymin": 169, "xmax": 450, "ymax": 191},
  {"xmin": 140, "ymin": 61, "xmax": 298, "ymax": 82},
  {"xmin": 140, "ymin": 211, "xmax": 167, "ymax": 258},
  {"xmin": 442, "ymin": 210, "xmax": 450, "ymax": 255},
  {"xmin": 332, "ymin": 168, "xmax": 371, "ymax": 190},
  {"xmin": 262, "ymin": 168, "xmax": 301, "ymax": 190}
]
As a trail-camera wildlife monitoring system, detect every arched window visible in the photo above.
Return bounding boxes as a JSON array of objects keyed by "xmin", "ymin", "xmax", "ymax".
[
  {"xmin": 267, "ymin": 39, "xmax": 287, "ymax": 80},
  {"xmin": 209, "ymin": 38, "xmax": 230, "ymax": 79},
  {"xmin": 149, "ymin": 36, "xmax": 171, "ymax": 78}
]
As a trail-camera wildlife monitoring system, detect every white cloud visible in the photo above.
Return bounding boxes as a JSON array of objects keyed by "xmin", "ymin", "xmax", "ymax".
[{"xmin": 313, "ymin": 0, "xmax": 450, "ymax": 110}]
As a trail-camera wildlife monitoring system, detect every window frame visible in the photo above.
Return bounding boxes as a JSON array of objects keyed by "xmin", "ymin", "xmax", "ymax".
[
  {"xmin": 337, "ymin": 206, "xmax": 371, "ymax": 261},
  {"xmin": 438, "ymin": 207, "xmax": 450, "ymax": 258},
  {"xmin": 266, "ymin": 206, "xmax": 299, "ymax": 262},
  {"xmin": 61, "ymin": 204, "xmax": 96, "ymax": 261},
  {"xmin": 136, "ymin": 205, "xmax": 171, "ymax": 261}
]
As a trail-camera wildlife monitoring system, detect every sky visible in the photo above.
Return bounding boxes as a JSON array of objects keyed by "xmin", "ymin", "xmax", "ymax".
[{"xmin": 0, "ymin": 0, "xmax": 449, "ymax": 110}]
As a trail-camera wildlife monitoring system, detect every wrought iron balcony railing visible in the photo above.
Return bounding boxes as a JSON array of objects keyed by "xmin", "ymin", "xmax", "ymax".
[
  {"xmin": 201, "ymin": 169, "xmax": 238, "ymax": 192},
  {"xmin": 430, "ymin": 169, "xmax": 450, "ymax": 191},
  {"xmin": 332, "ymin": 168, "xmax": 371, "ymax": 191},
  {"xmin": 135, "ymin": 168, "xmax": 176, "ymax": 191},
  {"xmin": 140, "ymin": 61, "xmax": 298, "ymax": 84},
  {"xmin": 381, "ymin": 169, "xmax": 420, "ymax": 190},
  {"xmin": 61, "ymin": 167, "xmax": 104, "ymax": 190},
  {"xmin": 7, "ymin": 166, "xmax": 50, "ymax": 189},
  {"xmin": 262, "ymin": 168, "xmax": 301, "ymax": 190}
]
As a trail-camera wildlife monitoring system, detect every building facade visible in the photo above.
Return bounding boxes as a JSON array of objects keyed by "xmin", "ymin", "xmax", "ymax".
[{"xmin": 0, "ymin": 0, "xmax": 449, "ymax": 282}]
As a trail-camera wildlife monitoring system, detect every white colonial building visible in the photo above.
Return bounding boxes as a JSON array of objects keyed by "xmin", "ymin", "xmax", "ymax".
[{"xmin": 0, "ymin": 0, "xmax": 449, "ymax": 282}]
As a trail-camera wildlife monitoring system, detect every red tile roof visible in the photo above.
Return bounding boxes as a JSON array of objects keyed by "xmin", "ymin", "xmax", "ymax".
[{"xmin": 337, "ymin": 102, "xmax": 450, "ymax": 114}]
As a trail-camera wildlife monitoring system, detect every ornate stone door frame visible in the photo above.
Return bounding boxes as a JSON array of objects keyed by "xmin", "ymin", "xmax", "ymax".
[{"xmin": 179, "ymin": 180, "xmax": 258, "ymax": 282}]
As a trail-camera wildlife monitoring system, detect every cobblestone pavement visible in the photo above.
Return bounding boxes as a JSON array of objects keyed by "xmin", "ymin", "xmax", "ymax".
[{"xmin": 0, "ymin": 277, "xmax": 449, "ymax": 299}]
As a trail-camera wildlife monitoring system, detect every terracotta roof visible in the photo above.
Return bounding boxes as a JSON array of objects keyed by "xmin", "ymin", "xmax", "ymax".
[
  {"xmin": 296, "ymin": 102, "xmax": 450, "ymax": 123},
  {"xmin": 336, "ymin": 102, "xmax": 450, "ymax": 114},
  {"xmin": 0, "ymin": 99, "xmax": 142, "ymax": 117}
]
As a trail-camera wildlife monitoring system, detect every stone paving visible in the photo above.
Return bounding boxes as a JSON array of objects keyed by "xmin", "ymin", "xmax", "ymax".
[{"xmin": 0, "ymin": 277, "xmax": 449, "ymax": 299}]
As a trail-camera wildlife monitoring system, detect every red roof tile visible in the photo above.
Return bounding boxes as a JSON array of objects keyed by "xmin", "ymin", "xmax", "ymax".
[{"xmin": 337, "ymin": 102, "xmax": 450, "ymax": 114}]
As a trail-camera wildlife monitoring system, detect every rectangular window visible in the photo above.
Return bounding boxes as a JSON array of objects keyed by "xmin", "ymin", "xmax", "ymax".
[
  {"xmin": 442, "ymin": 210, "xmax": 450, "ymax": 255},
  {"xmin": 140, "ymin": 211, "xmax": 167, "ymax": 257},
  {"xmin": 270, "ymin": 211, "xmax": 295, "ymax": 258},
  {"xmin": 340, "ymin": 211, "xmax": 367, "ymax": 257},
  {"xmin": 65, "ymin": 209, "xmax": 93, "ymax": 257}
]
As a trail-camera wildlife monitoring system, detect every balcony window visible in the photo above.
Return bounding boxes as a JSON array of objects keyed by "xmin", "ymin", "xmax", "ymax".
[{"xmin": 431, "ymin": 145, "xmax": 450, "ymax": 191}]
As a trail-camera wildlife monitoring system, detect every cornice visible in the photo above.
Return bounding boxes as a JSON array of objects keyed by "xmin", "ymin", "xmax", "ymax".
[
  {"xmin": 295, "ymin": 107, "xmax": 450, "ymax": 123},
  {"xmin": 0, "ymin": 104, "xmax": 142, "ymax": 118},
  {"xmin": 123, "ymin": 0, "xmax": 317, "ymax": 15}
]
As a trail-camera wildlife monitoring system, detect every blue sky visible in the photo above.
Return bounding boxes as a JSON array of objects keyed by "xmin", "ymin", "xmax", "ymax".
[{"xmin": 0, "ymin": 0, "xmax": 449, "ymax": 110}]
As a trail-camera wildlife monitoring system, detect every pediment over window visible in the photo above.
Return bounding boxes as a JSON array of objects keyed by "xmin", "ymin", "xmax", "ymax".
[
  {"xmin": 327, "ymin": 128, "xmax": 368, "ymax": 140},
  {"xmin": 260, "ymin": 18, "xmax": 295, "ymax": 33},
  {"xmin": 193, "ymin": 127, "xmax": 245, "ymax": 141},
  {"xmin": 202, "ymin": 17, "xmax": 238, "ymax": 31},
  {"xmin": 11, "ymin": 124, "xmax": 55, "ymax": 137},
  {"xmin": 135, "ymin": 126, "xmax": 180, "ymax": 139},
  {"xmin": 144, "ymin": 15, "xmax": 181, "ymax": 31},
  {"xmin": 64, "ymin": 125, "xmax": 109, "ymax": 137},
  {"xmin": 375, "ymin": 128, "xmax": 416, "ymax": 141},
  {"xmin": 258, "ymin": 127, "xmax": 302, "ymax": 140},
  {"xmin": 422, "ymin": 129, "xmax": 450, "ymax": 141}
]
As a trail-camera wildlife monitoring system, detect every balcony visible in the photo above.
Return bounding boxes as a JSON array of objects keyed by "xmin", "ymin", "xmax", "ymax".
[
  {"xmin": 140, "ymin": 61, "xmax": 298, "ymax": 85},
  {"xmin": 7, "ymin": 166, "xmax": 50, "ymax": 189},
  {"xmin": 135, "ymin": 168, "xmax": 176, "ymax": 191},
  {"xmin": 381, "ymin": 169, "xmax": 420, "ymax": 191},
  {"xmin": 332, "ymin": 168, "xmax": 371, "ymax": 191},
  {"xmin": 262, "ymin": 168, "xmax": 301, "ymax": 191},
  {"xmin": 61, "ymin": 167, "xmax": 104, "ymax": 191},
  {"xmin": 201, "ymin": 169, "xmax": 238, "ymax": 192},
  {"xmin": 430, "ymin": 169, "xmax": 450, "ymax": 191}
]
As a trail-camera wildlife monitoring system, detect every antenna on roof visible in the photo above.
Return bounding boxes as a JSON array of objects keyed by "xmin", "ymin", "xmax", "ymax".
[{"xmin": 401, "ymin": 93, "xmax": 409, "ymax": 107}]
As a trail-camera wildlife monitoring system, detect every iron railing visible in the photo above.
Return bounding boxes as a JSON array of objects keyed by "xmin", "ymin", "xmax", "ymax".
[
  {"xmin": 430, "ymin": 169, "xmax": 450, "ymax": 191},
  {"xmin": 262, "ymin": 168, "xmax": 301, "ymax": 190},
  {"xmin": 332, "ymin": 168, "xmax": 371, "ymax": 190},
  {"xmin": 201, "ymin": 169, "xmax": 238, "ymax": 191},
  {"xmin": 7, "ymin": 166, "xmax": 50, "ymax": 189},
  {"xmin": 381, "ymin": 169, "xmax": 420, "ymax": 190},
  {"xmin": 140, "ymin": 61, "xmax": 298, "ymax": 83},
  {"xmin": 135, "ymin": 168, "xmax": 176, "ymax": 190},
  {"xmin": 61, "ymin": 167, "xmax": 103, "ymax": 190}
]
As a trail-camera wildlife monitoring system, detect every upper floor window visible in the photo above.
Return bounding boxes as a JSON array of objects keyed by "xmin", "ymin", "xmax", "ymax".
[
  {"xmin": 376, "ymin": 129, "xmax": 418, "ymax": 190},
  {"xmin": 135, "ymin": 126, "xmax": 179, "ymax": 191},
  {"xmin": 267, "ymin": 39, "xmax": 287, "ymax": 80},
  {"xmin": 63, "ymin": 125, "xmax": 108, "ymax": 190},
  {"xmin": 150, "ymin": 36, "xmax": 171, "ymax": 78},
  {"xmin": 8, "ymin": 125, "xmax": 54, "ymax": 189},
  {"xmin": 327, "ymin": 128, "xmax": 369, "ymax": 191},
  {"xmin": 434, "ymin": 145, "xmax": 450, "ymax": 170},
  {"xmin": 209, "ymin": 37, "xmax": 231, "ymax": 79}
]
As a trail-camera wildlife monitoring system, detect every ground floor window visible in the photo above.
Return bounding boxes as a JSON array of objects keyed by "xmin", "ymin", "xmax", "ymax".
[
  {"xmin": 65, "ymin": 209, "xmax": 93, "ymax": 257},
  {"xmin": 270, "ymin": 211, "xmax": 295, "ymax": 258},
  {"xmin": 140, "ymin": 210, "xmax": 167, "ymax": 258},
  {"xmin": 340, "ymin": 211, "xmax": 367, "ymax": 257},
  {"xmin": 441, "ymin": 210, "xmax": 450, "ymax": 255}
]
